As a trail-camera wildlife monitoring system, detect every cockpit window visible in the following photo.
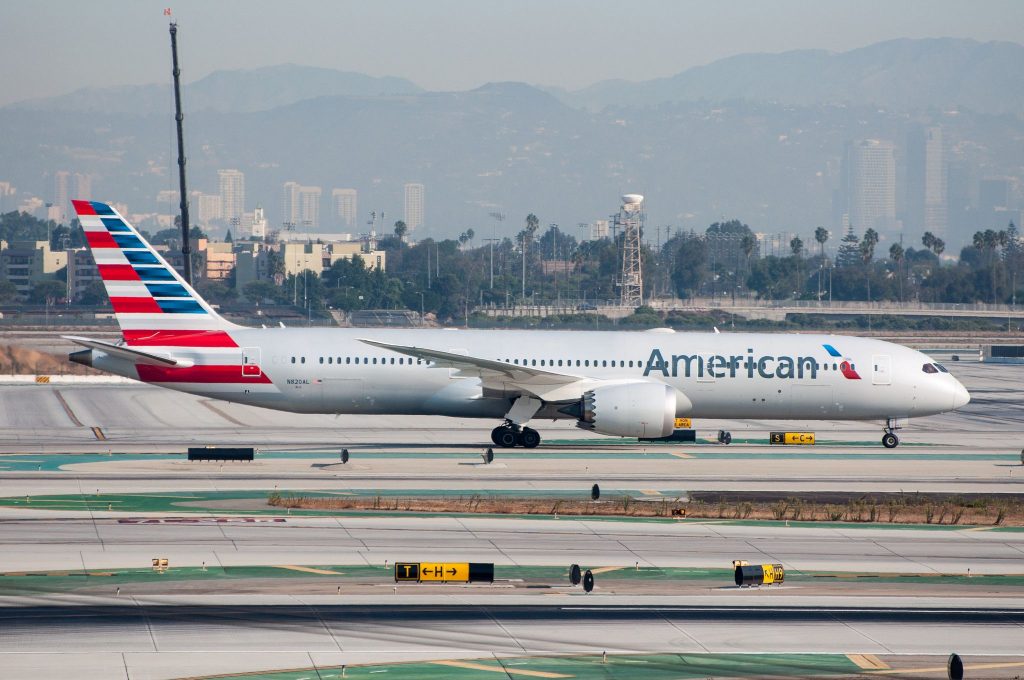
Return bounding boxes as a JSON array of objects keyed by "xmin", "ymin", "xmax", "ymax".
[
  {"xmin": 922, "ymin": 363, "xmax": 938, "ymax": 374},
  {"xmin": 934, "ymin": 363, "xmax": 949, "ymax": 373}
]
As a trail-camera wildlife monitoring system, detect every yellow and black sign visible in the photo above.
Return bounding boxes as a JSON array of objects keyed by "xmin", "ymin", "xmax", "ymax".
[
  {"xmin": 394, "ymin": 562, "xmax": 420, "ymax": 581},
  {"xmin": 769, "ymin": 431, "xmax": 815, "ymax": 445},
  {"xmin": 761, "ymin": 563, "xmax": 785, "ymax": 584},
  {"xmin": 394, "ymin": 561, "xmax": 494, "ymax": 583},
  {"xmin": 734, "ymin": 562, "xmax": 785, "ymax": 587},
  {"xmin": 419, "ymin": 562, "xmax": 470, "ymax": 582},
  {"xmin": 674, "ymin": 417, "xmax": 692, "ymax": 429}
]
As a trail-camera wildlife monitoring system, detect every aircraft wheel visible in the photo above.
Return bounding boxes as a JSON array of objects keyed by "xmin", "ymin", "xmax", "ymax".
[
  {"xmin": 882, "ymin": 432, "xmax": 899, "ymax": 449},
  {"xmin": 722, "ymin": 432, "xmax": 732, "ymax": 445},
  {"xmin": 519, "ymin": 427, "xmax": 541, "ymax": 449},
  {"xmin": 490, "ymin": 427, "xmax": 505, "ymax": 446},
  {"xmin": 496, "ymin": 427, "xmax": 518, "ymax": 448}
]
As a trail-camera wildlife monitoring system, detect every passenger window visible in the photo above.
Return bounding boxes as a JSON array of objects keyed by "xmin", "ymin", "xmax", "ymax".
[
  {"xmin": 628, "ymin": 361, "xmax": 634, "ymax": 368},
  {"xmin": 290, "ymin": 357, "xmax": 295, "ymax": 364},
  {"xmin": 301, "ymin": 357, "xmax": 306, "ymax": 364},
  {"xmin": 557, "ymin": 360, "xmax": 563, "ymax": 367},
  {"xmin": 319, "ymin": 357, "xmax": 324, "ymax": 364},
  {"xmin": 584, "ymin": 360, "xmax": 589, "ymax": 367},
  {"xmin": 922, "ymin": 363, "xmax": 938, "ymax": 374},
  {"xmin": 346, "ymin": 357, "xmax": 351, "ymax": 365},
  {"xmin": 602, "ymin": 360, "xmax": 607, "ymax": 367}
]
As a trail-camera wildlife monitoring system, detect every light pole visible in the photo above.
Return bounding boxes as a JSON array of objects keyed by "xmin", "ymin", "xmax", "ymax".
[
  {"xmin": 488, "ymin": 211, "xmax": 504, "ymax": 292},
  {"xmin": 62, "ymin": 236, "xmax": 72, "ymax": 307},
  {"xmin": 521, "ymin": 232, "xmax": 527, "ymax": 303},
  {"xmin": 484, "ymin": 238, "xmax": 499, "ymax": 290}
]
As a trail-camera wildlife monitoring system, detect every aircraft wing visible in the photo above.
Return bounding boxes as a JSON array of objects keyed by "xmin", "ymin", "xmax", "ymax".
[
  {"xmin": 63, "ymin": 336, "xmax": 194, "ymax": 368},
  {"xmin": 357, "ymin": 338, "xmax": 584, "ymax": 399}
]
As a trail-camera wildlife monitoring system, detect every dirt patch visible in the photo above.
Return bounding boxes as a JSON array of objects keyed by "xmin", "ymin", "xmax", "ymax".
[{"xmin": 267, "ymin": 491, "xmax": 1024, "ymax": 526}]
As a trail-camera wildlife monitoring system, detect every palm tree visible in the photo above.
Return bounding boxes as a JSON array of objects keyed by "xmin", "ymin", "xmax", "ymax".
[
  {"xmin": 789, "ymin": 236, "xmax": 804, "ymax": 257},
  {"xmin": 889, "ymin": 243, "xmax": 904, "ymax": 302},
  {"xmin": 814, "ymin": 227, "xmax": 829, "ymax": 260},
  {"xmin": 860, "ymin": 228, "xmax": 878, "ymax": 303},
  {"xmin": 922, "ymin": 231, "xmax": 935, "ymax": 253},
  {"xmin": 393, "ymin": 220, "xmax": 407, "ymax": 244}
]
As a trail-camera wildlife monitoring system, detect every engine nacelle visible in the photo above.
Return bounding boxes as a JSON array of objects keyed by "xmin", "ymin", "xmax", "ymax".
[{"xmin": 572, "ymin": 382, "xmax": 679, "ymax": 438}]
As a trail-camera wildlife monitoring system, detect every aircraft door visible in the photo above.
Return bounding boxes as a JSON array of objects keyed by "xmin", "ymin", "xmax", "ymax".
[
  {"xmin": 242, "ymin": 347, "xmax": 262, "ymax": 377},
  {"xmin": 872, "ymin": 354, "xmax": 891, "ymax": 385}
]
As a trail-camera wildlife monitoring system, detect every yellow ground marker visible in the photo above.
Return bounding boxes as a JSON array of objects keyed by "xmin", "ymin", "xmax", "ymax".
[
  {"xmin": 962, "ymin": 526, "xmax": 993, "ymax": 532},
  {"xmin": 871, "ymin": 661, "xmax": 1024, "ymax": 675},
  {"xmin": 668, "ymin": 452, "xmax": 692, "ymax": 458},
  {"xmin": 847, "ymin": 654, "xmax": 889, "ymax": 670},
  {"xmin": 275, "ymin": 565, "xmax": 344, "ymax": 575},
  {"xmin": 90, "ymin": 426, "xmax": 106, "ymax": 441},
  {"xmin": 431, "ymin": 660, "xmax": 572, "ymax": 678},
  {"xmin": 589, "ymin": 566, "xmax": 624, "ymax": 575},
  {"xmin": 639, "ymin": 489, "xmax": 662, "ymax": 496}
]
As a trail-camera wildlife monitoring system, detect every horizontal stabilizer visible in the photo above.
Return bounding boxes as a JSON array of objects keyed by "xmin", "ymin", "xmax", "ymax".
[{"xmin": 63, "ymin": 336, "xmax": 194, "ymax": 368}]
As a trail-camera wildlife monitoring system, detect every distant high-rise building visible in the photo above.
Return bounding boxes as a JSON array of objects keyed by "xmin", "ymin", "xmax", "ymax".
[
  {"xmin": 843, "ymin": 139, "xmax": 896, "ymax": 234},
  {"xmin": 53, "ymin": 171, "xmax": 71, "ymax": 220},
  {"xmin": 331, "ymin": 188, "xmax": 358, "ymax": 228},
  {"xmin": 906, "ymin": 126, "xmax": 947, "ymax": 238},
  {"xmin": 218, "ymin": 169, "xmax": 246, "ymax": 222},
  {"xmin": 978, "ymin": 178, "xmax": 1013, "ymax": 230},
  {"xmin": 281, "ymin": 181, "xmax": 321, "ymax": 229},
  {"xmin": 404, "ymin": 182, "xmax": 424, "ymax": 230},
  {"xmin": 946, "ymin": 160, "xmax": 972, "ymax": 240},
  {"xmin": 195, "ymin": 193, "xmax": 223, "ymax": 224},
  {"xmin": 74, "ymin": 173, "xmax": 92, "ymax": 202}
]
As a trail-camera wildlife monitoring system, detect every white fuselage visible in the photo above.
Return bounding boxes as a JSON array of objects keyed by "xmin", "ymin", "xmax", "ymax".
[{"xmin": 91, "ymin": 328, "xmax": 970, "ymax": 424}]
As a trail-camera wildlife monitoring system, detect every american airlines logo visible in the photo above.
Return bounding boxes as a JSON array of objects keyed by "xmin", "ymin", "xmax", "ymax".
[{"xmin": 643, "ymin": 344, "xmax": 860, "ymax": 380}]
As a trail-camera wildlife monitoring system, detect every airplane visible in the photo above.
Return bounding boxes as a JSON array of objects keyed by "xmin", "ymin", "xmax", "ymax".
[{"xmin": 65, "ymin": 199, "xmax": 970, "ymax": 449}]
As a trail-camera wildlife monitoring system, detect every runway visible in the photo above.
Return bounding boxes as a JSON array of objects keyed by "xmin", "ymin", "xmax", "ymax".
[
  {"xmin": 3, "ymin": 598, "xmax": 1024, "ymax": 680},
  {"xmin": 1, "ymin": 514, "xmax": 1023, "ymax": 575}
]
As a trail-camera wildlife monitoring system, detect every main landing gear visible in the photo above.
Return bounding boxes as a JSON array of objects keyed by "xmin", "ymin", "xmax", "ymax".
[
  {"xmin": 717, "ymin": 430, "xmax": 733, "ymax": 445},
  {"xmin": 491, "ymin": 421, "xmax": 541, "ymax": 449},
  {"xmin": 882, "ymin": 418, "xmax": 900, "ymax": 449}
]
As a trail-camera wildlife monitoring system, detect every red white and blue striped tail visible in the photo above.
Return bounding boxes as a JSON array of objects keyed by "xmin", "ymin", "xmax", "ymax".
[{"xmin": 72, "ymin": 200, "xmax": 241, "ymax": 341}]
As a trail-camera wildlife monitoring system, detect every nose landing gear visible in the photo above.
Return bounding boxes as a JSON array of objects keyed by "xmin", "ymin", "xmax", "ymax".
[{"xmin": 491, "ymin": 421, "xmax": 541, "ymax": 449}]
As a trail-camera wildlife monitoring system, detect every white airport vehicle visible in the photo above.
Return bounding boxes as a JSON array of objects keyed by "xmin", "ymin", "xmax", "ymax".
[{"xmin": 66, "ymin": 200, "xmax": 970, "ymax": 449}]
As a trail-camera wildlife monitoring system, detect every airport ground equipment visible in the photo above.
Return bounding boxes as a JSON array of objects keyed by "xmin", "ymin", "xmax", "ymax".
[
  {"xmin": 734, "ymin": 563, "xmax": 785, "ymax": 587},
  {"xmin": 591, "ymin": 484, "xmax": 600, "ymax": 501},
  {"xmin": 717, "ymin": 430, "xmax": 733, "ymax": 444},
  {"xmin": 187, "ymin": 447, "xmax": 254, "ymax": 462},
  {"xmin": 394, "ymin": 562, "xmax": 494, "ymax": 583},
  {"xmin": 640, "ymin": 429, "xmax": 696, "ymax": 442}
]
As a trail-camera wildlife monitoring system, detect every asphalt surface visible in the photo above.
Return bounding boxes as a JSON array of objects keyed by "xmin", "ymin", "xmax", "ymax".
[{"xmin": 2, "ymin": 359, "xmax": 1023, "ymax": 678}]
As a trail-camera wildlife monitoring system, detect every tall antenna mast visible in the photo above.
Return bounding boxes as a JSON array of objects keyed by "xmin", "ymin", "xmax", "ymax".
[{"xmin": 169, "ymin": 20, "xmax": 192, "ymax": 283}]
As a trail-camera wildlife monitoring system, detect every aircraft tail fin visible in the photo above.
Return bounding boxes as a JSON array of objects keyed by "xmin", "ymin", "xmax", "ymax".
[{"xmin": 71, "ymin": 200, "xmax": 242, "ymax": 341}]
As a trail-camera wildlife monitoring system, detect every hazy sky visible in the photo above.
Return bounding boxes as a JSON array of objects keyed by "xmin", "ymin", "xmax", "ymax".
[{"xmin": 4, "ymin": 0, "xmax": 1022, "ymax": 106}]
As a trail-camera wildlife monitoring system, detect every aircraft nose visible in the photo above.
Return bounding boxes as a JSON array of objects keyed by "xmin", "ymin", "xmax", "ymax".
[{"xmin": 952, "ymin": 380, "xmax": 971, "ymax": 410}]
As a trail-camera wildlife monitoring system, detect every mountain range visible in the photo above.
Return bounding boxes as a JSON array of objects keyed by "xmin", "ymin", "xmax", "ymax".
[{"xmin": 2, "ymin": 38, "xmax": 1022, "ymax": 248}]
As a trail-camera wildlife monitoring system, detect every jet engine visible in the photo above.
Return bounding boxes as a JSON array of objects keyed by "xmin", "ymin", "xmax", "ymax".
[{"xmin": 563, "ymin": 382, "xmax": 679, "ymax": 438}]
